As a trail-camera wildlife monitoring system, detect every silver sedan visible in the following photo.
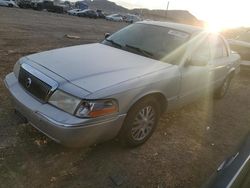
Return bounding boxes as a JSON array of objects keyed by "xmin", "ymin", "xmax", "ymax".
[{"xmin": 4, "ymin": 21, "xmax": 240, "ymax": 147}]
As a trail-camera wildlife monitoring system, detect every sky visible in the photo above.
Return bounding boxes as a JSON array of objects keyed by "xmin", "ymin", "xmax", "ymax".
[{"xmin": 109, "ymin": 0, "xmax": 250, "ymax": 30}]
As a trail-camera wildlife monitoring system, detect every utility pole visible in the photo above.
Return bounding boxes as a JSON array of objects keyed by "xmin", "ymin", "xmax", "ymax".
[{"xmin": 166, "ymin": 1, "xmax": 170, "ymax": 18}]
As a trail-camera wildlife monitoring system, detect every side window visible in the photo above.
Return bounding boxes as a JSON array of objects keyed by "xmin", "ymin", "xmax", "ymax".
[
  {"xmin": 210, "ymin": 35, "xmax": 228, "ymax": 59},
  {"xmin": 192, "ymin": 38, "xmax": 210, "ymax": 61}
]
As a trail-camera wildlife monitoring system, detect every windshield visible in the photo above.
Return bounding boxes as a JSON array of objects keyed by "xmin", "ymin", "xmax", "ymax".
[{"xmin": 102, "ymin": 23, "xmax": 190, "ymax": 62}]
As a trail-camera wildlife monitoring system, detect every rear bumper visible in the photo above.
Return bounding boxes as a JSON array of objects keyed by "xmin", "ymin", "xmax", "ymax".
[{"xmin": 4, "ymin": 73, "xmax": 126, "ymax": 147}]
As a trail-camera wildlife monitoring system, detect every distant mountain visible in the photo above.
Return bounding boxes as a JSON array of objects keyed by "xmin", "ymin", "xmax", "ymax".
[
  {"xmin": 84, "ymin": 0, "xmax": 127, "ymax": 13},
  {"xmin": 131, "ymin": 9, "xmax": 203, "ymax": 26},
  {"xmin": 82, "ymin": 0, "xmax": 203, "ymax": 26}
]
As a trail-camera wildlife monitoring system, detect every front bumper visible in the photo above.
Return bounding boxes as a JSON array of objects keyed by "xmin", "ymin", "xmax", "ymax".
[{"xmin": 4, "ymin": 73, "xmax": 126, "ymax": 147}]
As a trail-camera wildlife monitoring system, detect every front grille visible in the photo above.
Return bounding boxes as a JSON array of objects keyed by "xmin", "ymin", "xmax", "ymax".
[{"xmin": 18, "ymin": 66, "xmax": 52, "ymax": 102}]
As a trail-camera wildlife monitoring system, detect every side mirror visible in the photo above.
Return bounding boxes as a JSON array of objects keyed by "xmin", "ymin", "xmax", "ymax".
[{"xmin": 105, "ymin": 33, "xmax": 110, "ymax": 39}]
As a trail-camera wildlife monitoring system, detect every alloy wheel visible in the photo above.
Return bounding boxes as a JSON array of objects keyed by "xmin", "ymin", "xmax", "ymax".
[{"xmin": 131, "ymin": 106, "xmax": 156, "ymax": 141}]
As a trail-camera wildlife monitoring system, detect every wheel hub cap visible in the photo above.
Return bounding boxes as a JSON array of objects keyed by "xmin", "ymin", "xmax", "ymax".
[{"xmin": 131, "ymin": 106, "xmax": 156, "ymax": 141}]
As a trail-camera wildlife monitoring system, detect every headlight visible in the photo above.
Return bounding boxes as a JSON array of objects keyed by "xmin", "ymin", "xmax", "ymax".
[
  {"xmin": 75, "ymin": 99, "xmax": 118, "ymax": 118},
  {"xmin": 49, "ymin": 90, "xmax": 81, "ymax": 115},
  {"xmin": 49, "ymin": 90, "xmax": 118, "ymax": 118}
]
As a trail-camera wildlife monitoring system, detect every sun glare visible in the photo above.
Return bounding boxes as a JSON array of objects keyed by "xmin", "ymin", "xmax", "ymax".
[
  {"xmin": 203, "ymin": 16, "xmax": 248, "ymax": 33},
  {"xmin": 205, "ymin": 22, "xmax": 223, "ymax": 33},
  {"xmin": 113, "ymin": 0, "xmax": 250, "ymax": 29},
  {"xmin": 204, "ymin": 19, "xmax": 247, "ymax": 33}
]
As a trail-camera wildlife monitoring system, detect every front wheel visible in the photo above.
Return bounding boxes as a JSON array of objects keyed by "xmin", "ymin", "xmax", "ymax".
[
  {"xmin": 119, "ymin": 97, "xmax": 161, "ymax": 147},
  {"xmin": 214, "ymin": 76, "xmax": 232, "ymax": 99}
]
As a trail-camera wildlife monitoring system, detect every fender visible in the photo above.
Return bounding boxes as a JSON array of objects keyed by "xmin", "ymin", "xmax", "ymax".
[{"xmin": 126, "ymin": 90, "xmax": 168, "ymax": 114}]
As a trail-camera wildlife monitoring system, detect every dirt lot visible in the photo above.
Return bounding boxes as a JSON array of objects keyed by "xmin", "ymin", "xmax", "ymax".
[{"xmin": 0, "ymin": 7, "xmax": 250, "ymax": 188}]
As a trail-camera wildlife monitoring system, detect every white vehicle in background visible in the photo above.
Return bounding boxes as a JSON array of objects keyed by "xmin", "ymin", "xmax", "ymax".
[
  {"xmin": 67, "ymin": 8, "xmax": 82, "ymax": 16},
  {"xmin": 0, "ymin": 0, "xmax": 19, "ymax": 7},
  {"xmin": 106, "ymin": 14, "xmax": 123, "ymax": 22},
  {"xmin": 125, "ymin": 14, "xmax": 142, "ymax": 23}
]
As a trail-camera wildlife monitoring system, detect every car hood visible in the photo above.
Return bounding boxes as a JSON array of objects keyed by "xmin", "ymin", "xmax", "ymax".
[{"xmin": 26, "ymin": 43, "xmax": 172, "ymax": 93}]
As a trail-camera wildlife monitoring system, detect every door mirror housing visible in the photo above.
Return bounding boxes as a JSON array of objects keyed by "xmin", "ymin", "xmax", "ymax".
[{"xmin": 105, "ymin": 33, "xmax": 110, "ymax": 39}]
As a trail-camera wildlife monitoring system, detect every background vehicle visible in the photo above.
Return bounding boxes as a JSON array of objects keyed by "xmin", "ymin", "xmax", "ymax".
[
  {"xmin": 74, "ymin": 0, "xmax": 88, "ymax": 10},
  {"xmin": 96, "ymin": 9, "xmax": 105, "ymax": 19},
  {"xmin": 77, "ymin": 9, "xmax": 98, "ymax": 18},
  {"xmin": 30, "ymin": 0, "xmax": 68, "ymax": 13},
  {"xmin": 124, "ymin": 14, "xmax": 142, "ymax": 23},
  {"xmin": 67, "ymin": 8, "xmax": 81, "ymax": 16},
  {"xmin": 203, "ymin": 133, "xmax": 250, "ymax": 188},
  {"xmin": 106, "ymin": 14, "xmax": 123, "ymax": 22},
  {"xmin": 46, "ymin": 4, "xmax": 67, "ymax": 14},
  {"xmin": 46, "ymin": 0, "xmax": 69, "ymax": 14},
  {"xmin": 30, "ymin": 0, "xmax": 43, "ymax": 10},
  {"xmin": 0, "ymin": 0, "xmax": 18, "ymax": 7},
  {"xmin": 17, "ymin": 0, "xmax": 31, "ymax": 8}
]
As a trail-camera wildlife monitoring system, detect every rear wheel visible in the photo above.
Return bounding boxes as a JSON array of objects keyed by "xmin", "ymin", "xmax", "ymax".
[
  {"xmin": 214, "ymin": 76, "xmax": 232, "ymax": 99},
  {"xmin": 119, "ymin": 97, "xmax": 161, "ymax": 147}
]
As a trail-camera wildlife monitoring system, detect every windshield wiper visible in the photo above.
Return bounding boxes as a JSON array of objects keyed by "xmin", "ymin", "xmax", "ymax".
[
  {"xmin": 125, "ymin": 44, "xmax": 154, "ymax": 58},
  {"xmin": 105, "ymin": 38, "xmax": 122, "ymax": 48}
]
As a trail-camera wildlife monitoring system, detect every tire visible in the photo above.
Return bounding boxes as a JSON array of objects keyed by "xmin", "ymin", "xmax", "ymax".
[
  {"xmin": 214, "ymin": 76, "xmax": 232, "ymax": 99},
  {"xmin": 8, "ymin": 4, "xmax": 13, "ymax": 7},
  {"xmin": 119, "ymin": 97, "xmax": 161, "ymax": 147}
]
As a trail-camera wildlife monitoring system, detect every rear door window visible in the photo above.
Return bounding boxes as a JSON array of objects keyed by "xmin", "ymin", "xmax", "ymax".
[{"xmin": 210, "ymin": 35, "xmax": 228, "ymax": 59}]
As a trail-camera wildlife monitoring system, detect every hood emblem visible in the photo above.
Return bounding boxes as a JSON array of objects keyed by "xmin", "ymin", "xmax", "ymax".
[{"xmin": 26, "ymin": 77, "xmax": 32, "ymax": 88}]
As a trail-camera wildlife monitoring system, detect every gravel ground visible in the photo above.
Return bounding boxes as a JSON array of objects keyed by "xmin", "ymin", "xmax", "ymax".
[{"xmin": 0, "ymin": 7, "xmax": 249, "ymax": 188}]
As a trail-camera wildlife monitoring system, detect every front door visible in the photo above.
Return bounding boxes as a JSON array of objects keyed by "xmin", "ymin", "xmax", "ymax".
[{"xmin": 178, "ymin": 35, "xmax": 212, "ymax": 106}]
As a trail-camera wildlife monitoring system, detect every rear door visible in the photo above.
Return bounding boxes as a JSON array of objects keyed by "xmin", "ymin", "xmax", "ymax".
[{"xmin": 208, "ymin": 35, "xmax": 230, "ymax": 89}]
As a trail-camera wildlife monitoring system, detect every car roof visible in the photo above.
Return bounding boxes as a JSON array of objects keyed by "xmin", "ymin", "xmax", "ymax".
[{"xmin": 137, "ymin": 21, "xmax": 203, "ymax": 34}]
